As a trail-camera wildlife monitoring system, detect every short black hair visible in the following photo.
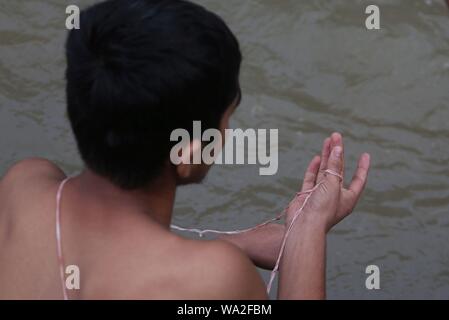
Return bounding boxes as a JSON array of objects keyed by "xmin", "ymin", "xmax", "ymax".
[{"xmin": 66, "ymin": 0, "xmax": 242, "ymax": 189}]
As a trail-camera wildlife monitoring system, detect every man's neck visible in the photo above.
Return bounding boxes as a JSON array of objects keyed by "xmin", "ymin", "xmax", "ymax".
[{"xmin": 74, "ymin": 168, "xmax": 177, "ymax": 228}]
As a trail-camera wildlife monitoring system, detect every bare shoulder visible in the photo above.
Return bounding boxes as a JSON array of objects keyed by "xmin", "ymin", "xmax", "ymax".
[
  {"xmin": 0, "ymin": 158, "xmax": 66, "ymax": 209},
  {"xmin": 91, "ymin": 232, "xmax": 268, "ymax": 299},
  {"xmin": 1, "ymin": 158, "xmax": 65, "ymax": 183},
  {"xmin": 130, "ymin": 237, "xmax": 268, "ymax": 300},
  {"xmin": 186, "ymin": 239, "xmax": 268, "ymax": 299},
  {"xmin": 0, "ymin": 158, "xmax": 65, "ymax": 191}
]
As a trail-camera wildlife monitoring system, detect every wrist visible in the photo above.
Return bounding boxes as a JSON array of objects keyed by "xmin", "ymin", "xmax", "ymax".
[{"xmin": 295, "ymin": 213, "xmax": 329, "ymax": 235}]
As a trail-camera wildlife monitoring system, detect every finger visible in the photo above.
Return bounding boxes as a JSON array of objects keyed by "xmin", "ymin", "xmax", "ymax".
[
  {"xmin": 317, "ymin": 137, "xmax": 331, "ymax": 182},
  {"xmin": 330, "ymin": 132, "xmax": 344, "ymax": 181},
  {"xmin": 326, "ymin": 146, "xmax": 344, "ymax": 184},
  {"xmin": 301, "ymin": 155, "xmax": 321, "ymax": 192},
  {"xmin": 348, "ymin": 153, "xmax": 371, "ymax": 200}
]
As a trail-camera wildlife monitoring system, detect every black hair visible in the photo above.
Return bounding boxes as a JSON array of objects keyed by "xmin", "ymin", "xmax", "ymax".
[{"xmin": 66, "ymin": 0, "xmax": 242, "ymax": 189}]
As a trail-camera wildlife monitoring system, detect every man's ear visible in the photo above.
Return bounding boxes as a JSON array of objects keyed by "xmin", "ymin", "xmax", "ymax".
[{"xmin": 176, "ymin": 139, "xmax": 202, "ymax": 180}]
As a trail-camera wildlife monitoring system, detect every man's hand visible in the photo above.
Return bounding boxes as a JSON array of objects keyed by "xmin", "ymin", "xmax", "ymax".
[
  {"xmin": 317, "ymin": 133, "xmax": 371, "ymax": 228},
  {"xmin": 279, "ymin": 133, "xmax": 370, "ymax": 299},
  {"xmin": 287, "ymin": 133, "xmax": 371, "ymax": 231},
  {"xmin": 222, "ymin": 132, "xmax": 370, "ymax": 270}
]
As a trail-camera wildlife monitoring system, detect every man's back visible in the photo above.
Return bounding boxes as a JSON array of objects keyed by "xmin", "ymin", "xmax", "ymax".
[{"xmin": 0, "ymin": 159, "xmax": 266, "ymax": 299}]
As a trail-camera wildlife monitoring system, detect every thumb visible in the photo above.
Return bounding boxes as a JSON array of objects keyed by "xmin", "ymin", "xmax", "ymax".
[{"xmin": 326, "ymin": 146, "xmax": 343, "ymax": 184}]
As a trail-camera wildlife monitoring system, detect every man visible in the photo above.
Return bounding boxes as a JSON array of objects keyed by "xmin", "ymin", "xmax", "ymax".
[{"xmin": 0, "ymin": 0, "xmax": 370, "ymax": 299}]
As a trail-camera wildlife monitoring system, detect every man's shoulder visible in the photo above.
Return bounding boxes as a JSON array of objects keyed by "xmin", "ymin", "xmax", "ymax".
[
  {"xmin": 154, "ymin": 238, "xmax": 267, "ymax": 299},
  {"xmin": 184, "ymin": 239, "xmax": 268, "ymax": 299},
  {"xmin": 0, "ymin": 158, "xmax": 65, "ymax": 205},
  {"xmin": 93, "ymin": 237, "xmax": 268, "ymax": 299},
  {"xmin": 1, "ymin": 158, "xmax": 65, "ymax": 186}
]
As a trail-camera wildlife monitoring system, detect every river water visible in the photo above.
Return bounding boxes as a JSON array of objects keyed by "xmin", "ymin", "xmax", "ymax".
[{"xmin": 0, "ymin": 0, "xmax": 448, "ymax": 299}]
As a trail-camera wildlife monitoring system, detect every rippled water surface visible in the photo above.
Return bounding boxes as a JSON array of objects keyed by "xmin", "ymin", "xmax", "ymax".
[{"xmin": 0, "ymin": 0, "xmax": 448, "ymax": 299}]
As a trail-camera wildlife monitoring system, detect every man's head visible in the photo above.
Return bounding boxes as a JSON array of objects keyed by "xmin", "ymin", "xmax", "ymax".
[{"xmin": 66, "ymin": 0, "xmax": 242, "ymax": 189}]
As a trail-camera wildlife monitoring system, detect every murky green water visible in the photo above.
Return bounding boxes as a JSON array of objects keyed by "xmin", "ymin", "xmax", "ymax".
[{"xmin": 0, "ymin": 0, "xmax": 448, "ymax": 299}]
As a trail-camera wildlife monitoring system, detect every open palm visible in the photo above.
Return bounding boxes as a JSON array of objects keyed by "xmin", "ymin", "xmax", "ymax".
[{"xmin": 286, "ymin": 133, "xmax": 370, "ymax": 229}]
